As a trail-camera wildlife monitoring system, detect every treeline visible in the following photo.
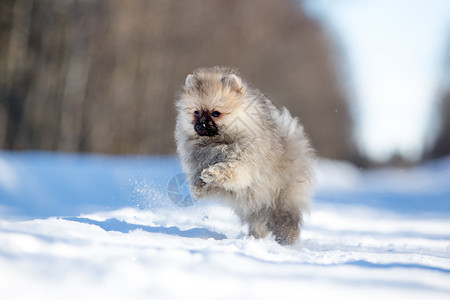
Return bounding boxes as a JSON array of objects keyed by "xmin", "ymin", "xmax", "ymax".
[
  {"xmin": 428, "ymin": 87, "xmax": 450, "ymax": 159},
  {"xmin": 0, "ymin": 0, "xmax": 357, "ymax": 161},
  {"xmin": 426, "ymin": 39, "xmax": 450, "ymax": 160}
]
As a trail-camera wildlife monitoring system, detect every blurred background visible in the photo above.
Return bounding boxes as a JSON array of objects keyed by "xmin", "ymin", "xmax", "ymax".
[{"xmin": 1, "ymin": 0, "xmax": 449, "ymax": 167}]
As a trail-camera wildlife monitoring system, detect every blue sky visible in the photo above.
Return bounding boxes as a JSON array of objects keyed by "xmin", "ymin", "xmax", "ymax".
[{"xmin": 304, "ymin": 0, "xmax": 450, "ymax": 162}]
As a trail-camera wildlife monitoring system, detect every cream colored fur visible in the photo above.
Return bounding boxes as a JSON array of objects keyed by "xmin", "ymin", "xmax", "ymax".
[{"xmin": 175, "ymin": 66, "xmax": 315, "ymax": 245}]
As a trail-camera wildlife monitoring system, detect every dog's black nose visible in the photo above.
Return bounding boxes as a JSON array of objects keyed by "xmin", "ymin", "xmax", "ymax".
[
  {"xmin": 194, "ymin": 120, "xmax": 218, "ymax": 136},
  {"xmin": 195, "ymin": 122, "xmax": 207, "ymax": 134}
]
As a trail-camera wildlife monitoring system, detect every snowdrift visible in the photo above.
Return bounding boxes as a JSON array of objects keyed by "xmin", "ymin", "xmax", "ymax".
[{"xmin": 0, "ymin": 151, "xmax": 449, "ymax": 299}]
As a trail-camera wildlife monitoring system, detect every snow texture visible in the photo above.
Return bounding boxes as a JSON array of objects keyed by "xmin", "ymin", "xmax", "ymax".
[{"xmin": 0, "ymin": 151, "xmax": 449, "ymax": 299}]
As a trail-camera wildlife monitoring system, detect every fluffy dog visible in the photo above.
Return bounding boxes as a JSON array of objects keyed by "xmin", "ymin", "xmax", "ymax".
[{"xmin": 174, "ymin": 67, "xmax": 314, "ymax": 245}]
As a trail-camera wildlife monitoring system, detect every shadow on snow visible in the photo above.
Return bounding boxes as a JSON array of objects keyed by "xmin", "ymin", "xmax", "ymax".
[{"xmin": 63, "ymin": 217, "xmax": 227, "ymax": 240}]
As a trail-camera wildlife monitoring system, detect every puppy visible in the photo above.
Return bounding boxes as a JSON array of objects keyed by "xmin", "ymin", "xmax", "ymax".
[{"xmin": 174, "ymin": 67, "xmax": 315, "ymax": 245}]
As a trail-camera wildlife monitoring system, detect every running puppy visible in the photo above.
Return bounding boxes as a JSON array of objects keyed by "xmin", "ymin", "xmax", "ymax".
[{"xmin": 175, "ymin": 66, "xmax": 315, "ymax": 245}]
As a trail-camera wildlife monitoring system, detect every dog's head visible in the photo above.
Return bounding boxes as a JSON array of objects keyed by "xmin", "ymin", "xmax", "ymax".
[{"xmin": 176, "ymin": 67, "xmax": 247, "ymax": 139}]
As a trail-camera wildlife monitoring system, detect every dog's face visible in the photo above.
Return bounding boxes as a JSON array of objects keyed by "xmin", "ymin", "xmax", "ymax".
[
  {"xmin": 176, "ymin": 69, "xmax": 245, "ymax": 139},
  {"xmin": 192, "ymin": 109, "xmax": 220, "ymax": 137}
]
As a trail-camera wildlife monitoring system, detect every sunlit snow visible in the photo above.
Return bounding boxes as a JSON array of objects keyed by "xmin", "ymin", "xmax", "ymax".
[{"xmin": 0, "ymin": 152, "xmax": 449, "ymax": 299}]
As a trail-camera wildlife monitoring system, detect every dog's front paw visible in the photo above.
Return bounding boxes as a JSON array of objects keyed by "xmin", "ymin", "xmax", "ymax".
[
  {"xmin": 201, "ymin": 163, "xmax": 230, "ymax": 185},
  {"xmin": 200, "ymin": 167, "xmax": 219, "ymax": 184}
]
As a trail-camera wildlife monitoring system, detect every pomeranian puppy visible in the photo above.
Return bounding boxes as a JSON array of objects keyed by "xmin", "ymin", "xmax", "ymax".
[{"xmin": 175, "ymin": 67, "xmax": 314, "ymax": 245}]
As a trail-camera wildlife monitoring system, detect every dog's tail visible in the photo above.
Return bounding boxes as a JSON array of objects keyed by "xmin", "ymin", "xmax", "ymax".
[{"xmin": 276, "ymin": 107, "xmax": 316, "ymax": 212}]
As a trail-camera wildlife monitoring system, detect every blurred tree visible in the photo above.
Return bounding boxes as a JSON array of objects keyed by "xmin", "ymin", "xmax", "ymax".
[
  {"xmin": 428, "ymin": 92, "xmax": 450, "ymax": 159},
  {"xmin": 427, "ymin": 37, "xmax": 450, "ymax": 160},
  {"xmin": 0, "ymin": 0, "xmax": 357, "ymax": 161}
]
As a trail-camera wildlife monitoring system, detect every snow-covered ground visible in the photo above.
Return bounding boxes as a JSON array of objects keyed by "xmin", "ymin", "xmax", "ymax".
[{"xmin": 0, "ymin": 151, "xmax": 449, "ymax": 299}]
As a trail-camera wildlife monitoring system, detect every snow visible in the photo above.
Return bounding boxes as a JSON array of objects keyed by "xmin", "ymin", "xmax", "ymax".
[{"xmin": 1, "ymin": 151, "xmax": 449, "ymax": 299}]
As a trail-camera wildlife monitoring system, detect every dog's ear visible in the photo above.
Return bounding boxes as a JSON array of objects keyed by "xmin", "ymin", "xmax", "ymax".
[
  {"xmin": 222, "ymin": 74, "xmax": 242, "ymax": 93},
  {"xmin": 185, "ymin": 74, "xmax": 197, "ymax": 90}
]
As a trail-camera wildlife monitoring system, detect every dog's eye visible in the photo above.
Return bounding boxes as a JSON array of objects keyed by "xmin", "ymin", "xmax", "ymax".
[
  {"xmin": 211, "ymin": 111, "xmax": 221, "ymax": 117},
  {"xmin": 194, "ymin": 111, "xmax": 199, "ymax": 117}
]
